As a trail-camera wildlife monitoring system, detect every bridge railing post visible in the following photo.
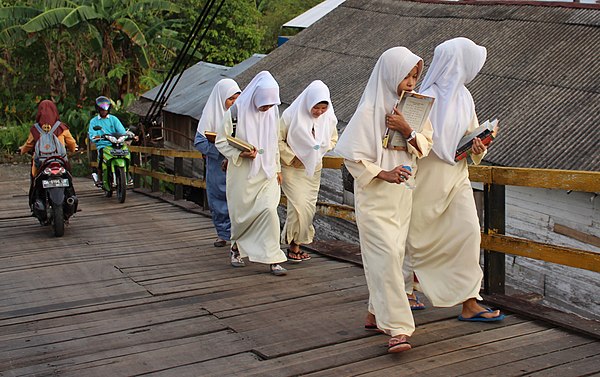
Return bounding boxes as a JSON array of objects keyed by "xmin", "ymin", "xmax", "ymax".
[
  {"xmin": 483, "ymin": 183, "xmax": 506, "ymax": 295},
  {"xmin": 151, "ymin": 154, "xmax": 160, "ymax": 192},
  {"xmin": 174, "ymin": 157, "xmax": 183, "ymax": 200}
]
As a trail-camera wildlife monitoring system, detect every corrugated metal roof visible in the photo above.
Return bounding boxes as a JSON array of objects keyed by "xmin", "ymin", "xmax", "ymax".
[
  {"xmin": 235, "ymin": 0, "xmax": 600, "ymax": 171},
  {"xmin": 139, "ymin": 54, "xmax": 264, "ymax": 121},
  {"xmin": 283, "ymin": 0, "xmax": 346, "ymax": 28}
]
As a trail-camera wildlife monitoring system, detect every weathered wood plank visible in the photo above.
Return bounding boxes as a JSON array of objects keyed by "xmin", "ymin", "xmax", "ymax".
[
  {"xmin": 304, "ymin": 320, "xmax": 551, "ymax": 377},
  {"xmin": 524, "ymin": 351, "xmax": 600, "ymax": 377},
  {"xmin": 459, "ymin": 340, "xmax": 600, "ymax": 376},
  {"xmin": 481, "ymin": 233, "xmax": 600, "ymax": 272}
]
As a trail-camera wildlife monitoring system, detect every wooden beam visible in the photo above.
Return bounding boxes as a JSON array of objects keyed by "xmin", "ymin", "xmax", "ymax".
[
  {"xmin": 468, "ymin": 166, "xmax": 600, "ymax": 193},
  {"xmin": 553, "ymin": 223, "xmax": 600, "ymax": 248},
  {"xmin": 483, "ymin": 293, "xmax": 600, "ymax": 340},
  {"xmin": 481, "ymin": 233, "xmax": 600, "ymax": 273},
  {"xmin": 322, "ymin": 156, "xmax": 344, "ymax": 169},
  {"xmin": 483, "ymin": 184, "xmax": 506, "ymax": 295},
  {"xmin": 130, "ymin": 146, "xmax": 203, "ymax": 159},
  {"xmin": 130, "ymin": 167, "xmax": 206, "ymax": 189}
]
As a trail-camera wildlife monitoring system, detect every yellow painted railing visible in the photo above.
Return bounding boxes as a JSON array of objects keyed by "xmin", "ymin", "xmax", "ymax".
[{"xmin": 125, "ymin": 146, "xmax": 600, "ymax": 275}]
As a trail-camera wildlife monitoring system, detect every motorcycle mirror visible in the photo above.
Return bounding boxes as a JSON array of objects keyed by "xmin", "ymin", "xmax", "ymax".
[{"xmin": 93, "ymin": 126, "xmax": 102, "ymax": 131}]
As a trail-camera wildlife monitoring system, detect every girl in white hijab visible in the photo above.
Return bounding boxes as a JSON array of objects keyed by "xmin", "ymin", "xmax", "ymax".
[
  {"xmin": 194, "ymin": 78, "xmax": 240, "ymax": 248},
  {"xmin": 406, "ymin": 37, "xmax": 504, "ymax": 322},
  {"xmin": 215, "ymin": 71, "xmax": 288, "ymax": 276},
  {"xmin": 279, "ymin": 80, "xmax": 339, "ymax": 261},
  {"xmin": 334, "ymin": 47, "xmax": 433, "ymax": 353}
]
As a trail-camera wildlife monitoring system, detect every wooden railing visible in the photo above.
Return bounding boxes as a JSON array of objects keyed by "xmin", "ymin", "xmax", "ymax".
[{"xmin": 125, "ymin": 146, "xmax": 600, "ymax": 295}]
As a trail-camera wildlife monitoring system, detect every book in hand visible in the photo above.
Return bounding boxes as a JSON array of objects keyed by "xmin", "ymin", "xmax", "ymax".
[
  {"xmin": 227, "ymin": 136, "xmax": 255, "ymax": 153},
  {"xmin": 454, "ymin": 118, "xmax": 499, "ymax": 162},
  {"xmin": 382, "ymin": 91, "xmax": 434, "ymax": 150},
  {"xmin": 204, "ymin": 131, "xmax": 216, "ymax": 143}
]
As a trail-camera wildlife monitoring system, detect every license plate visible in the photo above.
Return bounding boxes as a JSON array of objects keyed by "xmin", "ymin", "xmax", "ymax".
[
  {"xmin": 111, "ymin": 149, "xmax": 129, "ymax": 156},
  {"xmin": 42, "ymin": 178, "xmax": 70, "ymax": 188}
]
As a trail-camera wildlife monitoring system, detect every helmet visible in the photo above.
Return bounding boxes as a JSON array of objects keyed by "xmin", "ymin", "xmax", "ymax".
[{"xmin": 95, "ymin": 96, "xmax": 112, "ymax": 112}]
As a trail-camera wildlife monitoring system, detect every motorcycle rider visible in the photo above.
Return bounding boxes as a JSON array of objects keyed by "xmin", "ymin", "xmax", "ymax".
[
  {"xmin": 88, "ymin": 96, "xmax": 127, "ymax": 186},
  {"xmin": 19, "ymin": 100, "xmax": 78, "ymax": 177},
  {"xmin": 19, "ymin": 100, "xmax": 78, "ymax": 205}
]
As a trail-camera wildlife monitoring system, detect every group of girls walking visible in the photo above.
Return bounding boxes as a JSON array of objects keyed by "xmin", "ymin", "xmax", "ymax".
[
  {"xmin": 195, "ymin": 72, "xmax": 338, "ymax": 276},
  {"xmin": 336, "ymin": 37, "xmax": 504, "ymax": 354},
  {"xmin": 195, "ymin": 36, "xmax": 504, "ymax": 353}
]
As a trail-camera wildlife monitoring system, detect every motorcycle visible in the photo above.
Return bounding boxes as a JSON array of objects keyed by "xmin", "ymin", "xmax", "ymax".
[
  {"xmin": 92, "ymin": 126, "xmax": 134, "ymax": 203},
  {"xmin": 30, "ymin": 156, "xmax": 78, "ymax": 237}
]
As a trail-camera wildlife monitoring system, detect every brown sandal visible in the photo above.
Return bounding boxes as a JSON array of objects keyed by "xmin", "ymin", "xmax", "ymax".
[
  {"xmin": 287, "ymin": 248, "xmax": 303, "ymax": 263},
  {"xmin": 388, "ymin": 335, "xmax": 411, "ymax": 353}
]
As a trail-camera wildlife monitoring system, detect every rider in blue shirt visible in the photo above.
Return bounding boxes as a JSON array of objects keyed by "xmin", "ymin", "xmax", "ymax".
[{"xmin": 89, "ymin": 96, "xmax": 127, "ymax": 185}]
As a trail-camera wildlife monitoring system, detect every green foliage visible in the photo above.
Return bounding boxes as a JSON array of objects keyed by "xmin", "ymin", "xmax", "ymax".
[
  {"xmin": 0, "ymin": 122, "xmax": 29, "ymax": 153},
  {"xmin": 0, "ymin": 0, "xmax": 324, "ymax": 156}
]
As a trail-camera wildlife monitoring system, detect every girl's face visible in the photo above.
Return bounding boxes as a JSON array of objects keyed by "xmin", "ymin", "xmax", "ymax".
[
  {"xmin": 258, "ymin": 105, "xmax": 274, "ymax": 112},
  {"xmin": 310, "ymin": 103, "xmax": 328, "ymax": 118},
  {"xmin": 397, "ymin": 64, "xmax": 420, "ymax": 95},
  {"xmin": 225, "ymin": 93, "xmax": 240, "ymax": 110}
]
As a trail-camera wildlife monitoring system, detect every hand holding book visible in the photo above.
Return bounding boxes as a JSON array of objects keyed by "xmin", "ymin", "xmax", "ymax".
[
  {"xmin": 383, "ymin": 91, "xmax": 434, "ymax": 150},
  {"xmin": 454, "ymin": 119, "xmax": 499, "ymax": 162}
]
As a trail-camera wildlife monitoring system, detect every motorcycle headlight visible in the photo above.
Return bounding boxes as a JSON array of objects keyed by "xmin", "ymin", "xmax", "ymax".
[
  {"xmin": 106, "ymin": 135, "xmax": 118, "ymax": 144},
  {"xmin": 116, "ymin": 136, "xmax": 127, "ymax": 144}
]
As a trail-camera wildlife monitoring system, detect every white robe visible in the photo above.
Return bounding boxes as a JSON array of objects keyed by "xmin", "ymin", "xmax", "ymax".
[
  {"xmin": 407, "ymin": 114, "xmax": 485, "ymax": 306},
  {"xmin": 279, "ymin": 118, "xmax": 338, "ymax": 245},
  {"xmin": 216, "ymin": 112, "xmax": 286, "ymax": 264}
]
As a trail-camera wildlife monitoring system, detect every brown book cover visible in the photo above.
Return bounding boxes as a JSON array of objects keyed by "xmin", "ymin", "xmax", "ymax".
[
  {"xmin": 227, "ymin": 136, "xmax": 255, "ymax": 153},
  {"xmin": 204, "ymin": 131, "xmax": 216, "ymax": 143}
]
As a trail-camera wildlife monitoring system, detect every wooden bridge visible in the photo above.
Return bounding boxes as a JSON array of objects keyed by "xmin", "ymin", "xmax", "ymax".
[{"xmin": 1, "ymin": 160, "xmax": 599, "ymax": 376}]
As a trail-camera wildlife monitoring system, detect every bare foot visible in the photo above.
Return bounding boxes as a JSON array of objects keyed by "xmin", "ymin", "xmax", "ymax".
[
  {"xmin": 461, "ymin": 298, "xmax": 501, "ymax": 319},
  {"xmin": 365, "ymin": 311, "xmax": 376, "ymax": 327},
  {"xmin": 289, "ymin": 241, "xmax": 300, "ymax": 254}
]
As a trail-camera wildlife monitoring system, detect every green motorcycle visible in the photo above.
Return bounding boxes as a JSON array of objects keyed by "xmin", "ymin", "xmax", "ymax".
[{"xmin": 92, "ymin": 126, "xmax": 134, "ymax": 203}]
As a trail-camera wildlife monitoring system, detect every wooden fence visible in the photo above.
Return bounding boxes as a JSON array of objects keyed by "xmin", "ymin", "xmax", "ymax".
[{"xmin": 124, "ymin": 145, "xmax": 600, "ymax": 295}]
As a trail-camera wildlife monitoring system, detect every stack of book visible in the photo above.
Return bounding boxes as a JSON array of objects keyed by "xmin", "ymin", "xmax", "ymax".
[{"xmin": 454, "ymin": 118, "xmax": 499, "ymax": 162}]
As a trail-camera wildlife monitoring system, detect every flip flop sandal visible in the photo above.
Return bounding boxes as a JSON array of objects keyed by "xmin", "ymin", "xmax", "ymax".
[
  {"xmin": 388, "ymin": 336, "xmax": 411, "ymax": 353},
  {"xmin": 287, "ymin": 248, "xmax": 303, "ymax": 263},
  {"xmin": 213, "ymin": 239, "xmax": 227, "ymax": 247},
  {"xmin": 458, "ymin": 308, "xmax": 505, "ymax": 322},
  {"xmin": 299, "ymin": 251, "xmax": 311, "ymax": 260},
  {"xmin": 408, "ymin": 296, "xmax": 426, "ymax": 310}
]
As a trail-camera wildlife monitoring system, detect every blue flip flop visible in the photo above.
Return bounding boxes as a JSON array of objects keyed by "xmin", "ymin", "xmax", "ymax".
[
  {"xmin": 458, "ymin": 308, "xmax": 505, "ymax": 322},
  {"xmin": 408, "ymin": 296, "xmax": 426, "ymax": 311}
]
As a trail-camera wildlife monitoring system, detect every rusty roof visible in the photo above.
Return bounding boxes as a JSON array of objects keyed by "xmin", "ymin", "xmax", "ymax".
[{"xmin": 235, "ymin": 0, "xmax": 600, "ymax": 171}]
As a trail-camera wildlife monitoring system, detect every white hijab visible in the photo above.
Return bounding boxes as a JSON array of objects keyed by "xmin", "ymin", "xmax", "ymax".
[
  {"xmin": 234, "ymin": 71, "xmax": 281, "ymax": 179},
  {"xmin": 334, "ymin": 47, "xmax": 423, "ymax": 166},
  {"xmin": 419, "ymin": 37, "xmax": 487, "ymax": 165},
  {"xmin": 197, "ymin": 78, "xmax": 241, "ymax": 134},
  {"xmin": 283, "ymin": 80, "xmax": 338, "ymax": 177}
]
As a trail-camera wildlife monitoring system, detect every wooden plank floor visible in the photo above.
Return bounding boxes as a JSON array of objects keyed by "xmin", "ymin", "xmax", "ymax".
[{"xmin": 0, "ymin": 169, "xmax": 598, "ymax": 377}]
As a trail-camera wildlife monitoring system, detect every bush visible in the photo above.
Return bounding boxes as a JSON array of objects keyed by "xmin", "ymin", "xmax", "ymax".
[{"xmin": 0, "ymin": 122, "xmax": 30, "ymax": 153}]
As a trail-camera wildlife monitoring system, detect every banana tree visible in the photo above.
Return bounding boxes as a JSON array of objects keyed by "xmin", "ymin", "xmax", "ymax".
[{"xmin": 19, "ymin": 0, "xmax": 179, "ymax": 100}]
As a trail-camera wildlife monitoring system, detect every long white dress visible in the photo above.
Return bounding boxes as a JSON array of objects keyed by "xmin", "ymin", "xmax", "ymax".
[
  {"xmin": 407, "ymin": 114, "xmax": 485, "ymax": 306},
  {"xmin": 278, "ymin": 81, "xmax": 339, "ymax": 245},
  {"xmin": 279, "ymin": 123, "xmax": 338, "ymax": 244},
  {"xmin": 216, "ymin": 113, "xmax": 286, "ymax": 264},
  {"xmin": 406, "ymin": 37, "xmax": 489, "ymax": 307},
  {"xmin": 335, "ymin": 47, "xmax": 433, "ymax": 337}
]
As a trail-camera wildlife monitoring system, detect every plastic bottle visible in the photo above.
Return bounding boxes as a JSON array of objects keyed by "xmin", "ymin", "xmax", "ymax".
[{"xmin": 402, "ymin": 165, "xmax": 416, "ymax": 190}]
